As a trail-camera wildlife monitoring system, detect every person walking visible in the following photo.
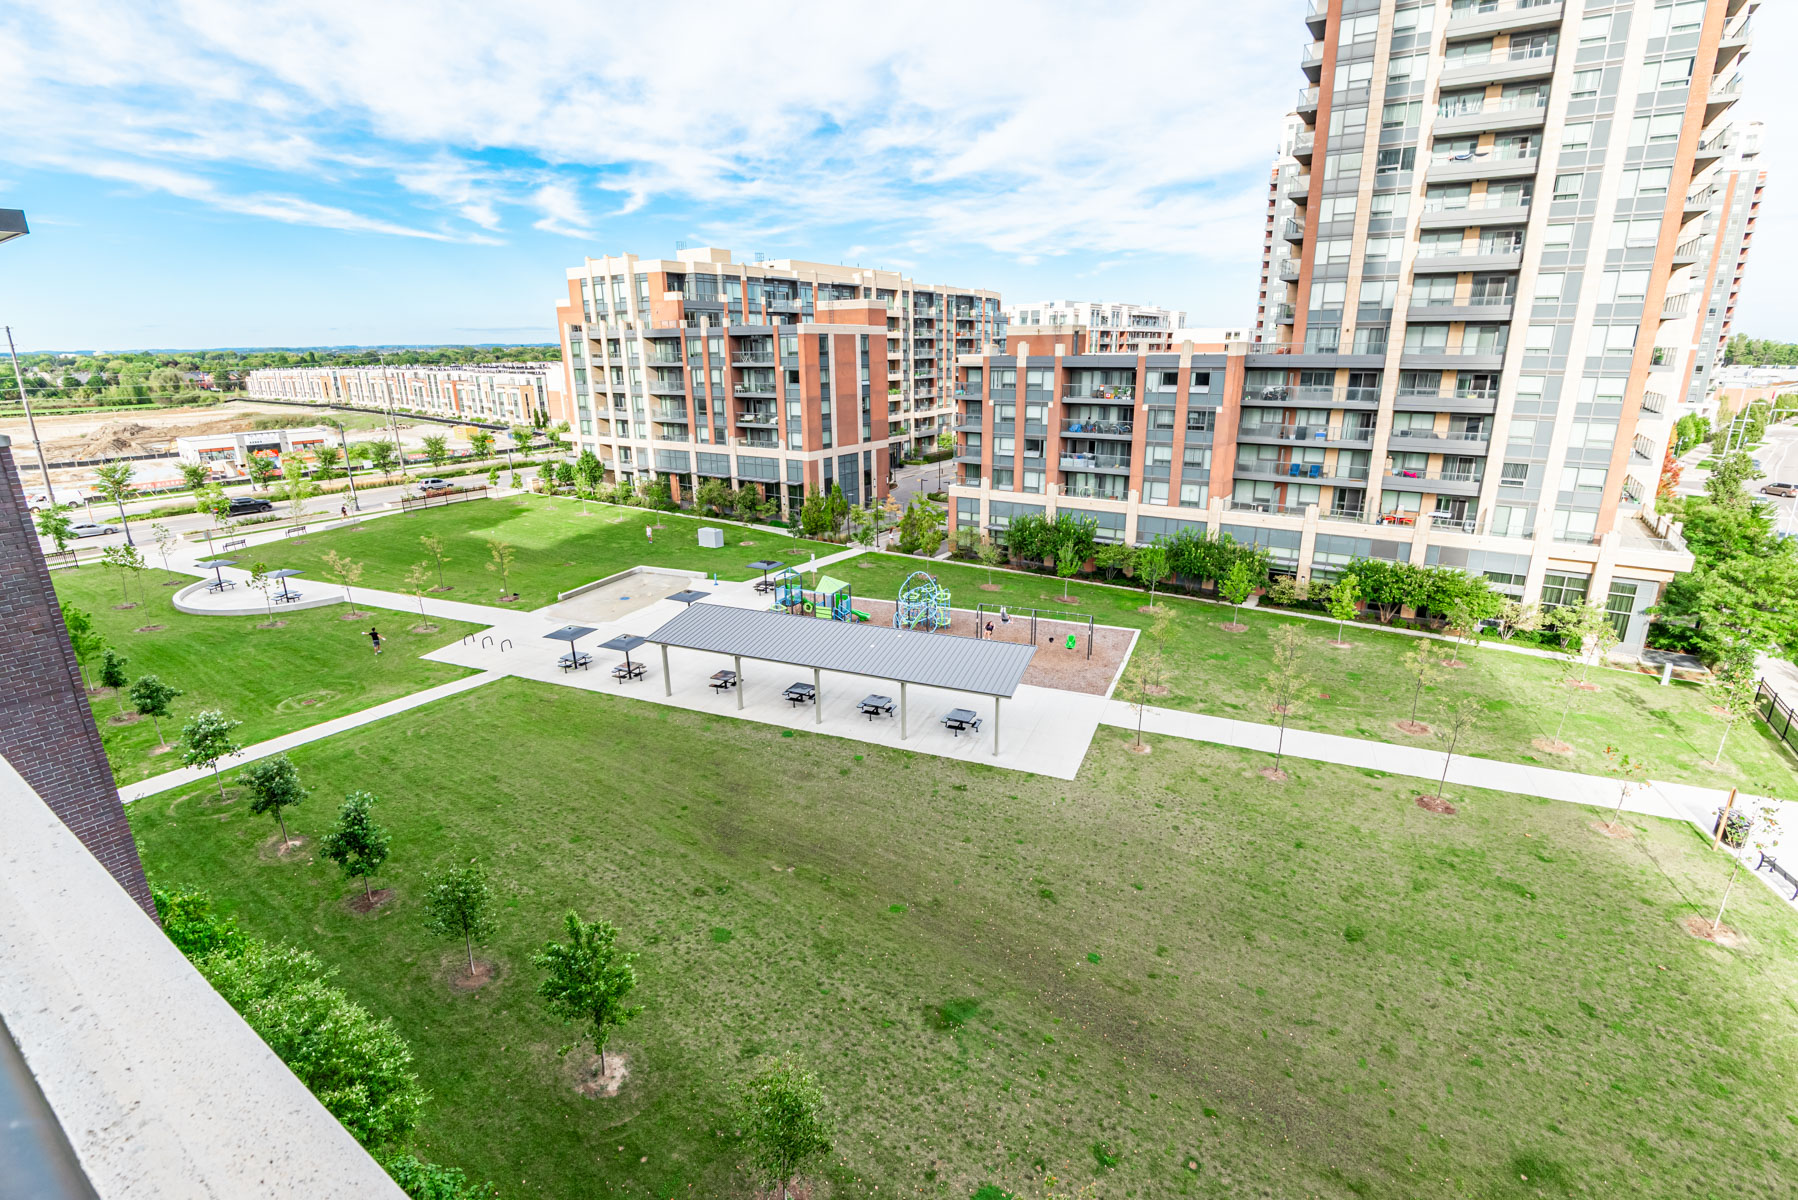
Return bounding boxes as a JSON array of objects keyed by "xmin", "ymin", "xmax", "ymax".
[
  {"xmin": 645, "ymin": 522, "xmax": 654, "ymax": 544},
  {"xmin": 368, "ymin": 627, "xmax": 383, "ymax": 655}
]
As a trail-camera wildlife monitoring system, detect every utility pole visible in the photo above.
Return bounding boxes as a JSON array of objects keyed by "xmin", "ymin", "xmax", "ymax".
[
  {"xmin": 336, "ymin": 420, "xmax": 360, "ymax": 512},
  {"xmin": 377, "ymin": 352, "xmax": 408, "ymax": 474},
  {"xmin": 5, "ymin": 326, "xmax": 54, "ymax": 493}
]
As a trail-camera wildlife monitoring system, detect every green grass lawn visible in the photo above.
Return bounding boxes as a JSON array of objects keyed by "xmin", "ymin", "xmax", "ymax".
[
  {"xmin": 130, "ymin": 677, "xmax": 1798, "ymax": 1199},
  {"xmin": 268, "ymin": 496, "xmax": 843, "ymax": 609},
  {"xmin": 51, "ymin": 566, "xmax": 479, "ymax": 783},
  {"xmin": 843, "ymin": 553, "xmax": 1798, "ymax": 795}
]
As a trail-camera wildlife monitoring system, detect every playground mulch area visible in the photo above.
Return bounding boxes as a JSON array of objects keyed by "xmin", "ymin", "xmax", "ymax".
[{"xmin": 853, "ymin": 597, "xmax": 1133, "ymax": 696}]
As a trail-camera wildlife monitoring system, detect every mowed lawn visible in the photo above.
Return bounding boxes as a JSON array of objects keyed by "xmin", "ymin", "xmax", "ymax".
[
  {"xmin": 129, "ymin": 677, "xmax": 1798, "ymax": 1200},
  {"xmin": 51, "ymin": 566, "xmax": 479, "ymax": 783},
  {"xmin": 842, "ymin": 553, "xmax": 1798, "ymax": 795},
  {"xmin": 270, "ymin": 496, "xmax": 843, "ymax": 609}
]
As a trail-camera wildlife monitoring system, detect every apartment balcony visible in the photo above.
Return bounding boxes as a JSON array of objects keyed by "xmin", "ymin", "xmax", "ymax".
[
  {"xmin": 954, "ymin": 450, "xmax": 982, "ymax": 466},
  {"xmin": 955, "ymin": 413, "xmax": 983, "ymax": 432},
  {"xmin": 733, "ymin": 434, "xmax": 780, "ymax": 450},
  {"xmin": 1433, "ymin": 94, "xmax": 1549, "ymax": 137},
  {"xmin": 1242, "ymin": 385, "xmax": 1383, "ymax": 409},
  {"xmin": 1229, "ymin": 499, "xmax": 1312, "ymax": 518},
  {"xmin": 1060, "ymin": 451, "xmax": 1133, "ymax": 475},
  {"xmin": 1319, "ymin": 505, "xmax": 1369, "ymax": 526},
  {"xmin": 647, "ymin": 378, "xmax": 686, "ymax": 395},
  {"xmin": 1437, "ymin": 44, "xmax": 1557, "ymax": 88},
  {"xmin": 731, "ymin": 353, "xmax": 776, "ymax": 367},
  {"xmin": 1281, "ymin": 218, "xmax": 1306, "ymax": 243},
  {"xmin": 1275, "ymin": 303, "xmax": 1297, "ymax": 325},
  {"xmin": 1383, "ymin": 469, "xmax": 1484, "ymax": 497},
  {"xmin": 765, "ymin": 297, "xmax": 800, "ymax": 313},
  {"xmin": 1237, "ymin": 423, "xmax": 1374, "ymax": 448},
  {"xmin": 1300, "ymin": 40, "xmax": 1325, "ymax": 81},
  {"xmin": 1293, "ymin": 132, "xmax": 1315, "ymax": 164},
  {"xmin": 1389, "ymin": 429, "xmax": 1491, "ymax": 455},
  {"xmin": 1395, "ymin": 390, "xmax": 1499, "ymax": 414},
  {"xmin": 735, "ymin": 408, "xmax": 779, "ymax": 428},
  {"xmin": 1276, "ymin": 258, "xmax": 1301, "ymax": 284},
  {"xmin": 1296, "ymin": 85, "xmax": 1319, "ymax": 120},
  {"xmin": 1444, "ymin": 0, "xmax": 1564, "ymax": 39},
  {"xmin": 1404, "ymin": 300, "xmax": 1515, "ymax": 323},
  {"xmin": 1706, "ymin": 77, "xmax": 1742, "ymax": 121},
  {"xmin": 1684, "ymin": 185, "xmax": 1716, "ymax": 217},
  {"xmin": 1062, "ymin": 386, "xmax": 1135, "ymax": 401},
  {"xmin": 733, "ymin": 381, "xmax": 777, "ymax": 397},
  {"xmin": 1693, "ymin": 129, "xmax": 1731, "ymax": 167},
  {"xmin": 1060, "ymin": 417, "xmax": 1134, "ymax": 439},
  {"xmin": 1304, "ymin": 0, "xmax": 1328, "ymax": 37},
  {"xmin": 1426, "ymin": 149, "xmax": 1542, "ymax": 184},
  {"xmin": 1671, "ymin": 236, "xmax": 1704, "ymax": 267},
  {"xmin": 1411, "ymin": 248, "xmax": 1523, "ymax": 275},
  {"xmin": 1417, "ymin": 195, "xmax": 1531, "ymax": 230},
  {"xmin": 1283, "ymin": 170, "xmax": 1312, "ymax": 202},
  {"xmin": 1642, "ymin": 389, "xmax": 1669, "ymax": 414},
  {"xmin": 651, "ymin": 407, "xmax": 690, "ymax": 424},
  {"xmin": 1400, "ymin": 349, "xmax": 1508, "ymax": 372},
  {"xmin": 1661, "ymin": 291, "xmax": 1693, "ymax": 319},
  {"xmin": 1236, "ymin": 462, "xmax": 1371, "ymax": 487},
  {"xmin": 1716, "ymin": 23, "xmax": 1753, "ymax": 70}
]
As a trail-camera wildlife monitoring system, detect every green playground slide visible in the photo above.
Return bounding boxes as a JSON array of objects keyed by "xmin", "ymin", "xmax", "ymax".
[{"xmin": 849, "ymin": 609, "xmax": 870, "ymax": 622}]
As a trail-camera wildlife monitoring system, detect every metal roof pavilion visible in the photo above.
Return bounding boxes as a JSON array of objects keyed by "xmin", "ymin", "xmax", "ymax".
[{"xmin": 645, "ymin": 604, "xmax": 1036, "ymax": 698}]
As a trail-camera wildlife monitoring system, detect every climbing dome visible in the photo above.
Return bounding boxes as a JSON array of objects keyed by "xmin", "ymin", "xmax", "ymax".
[{"xmin": 895, "ymin": 571, "xmax": 951, "ymax": 631}]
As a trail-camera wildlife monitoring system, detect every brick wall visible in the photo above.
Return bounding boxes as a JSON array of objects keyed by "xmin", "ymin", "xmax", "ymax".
[{"xmin": 0, "ymin": 437, "xmax": 154, "ymax": 915}]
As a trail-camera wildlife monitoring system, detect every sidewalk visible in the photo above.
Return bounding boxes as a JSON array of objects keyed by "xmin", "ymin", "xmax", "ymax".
[
  {"xmin": 119, "ymin": 671, "xmax": 505, "ymax": 802},
  {"xmin": 1101, "ymin": 699, "xmax": 1797, "ymax": 912}
]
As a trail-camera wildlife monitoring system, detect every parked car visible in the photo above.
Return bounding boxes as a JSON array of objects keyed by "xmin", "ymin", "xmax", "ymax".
[
  {"xmin": 226, "ymin": 496, "xmax": 275, "ymax": 515},
  {"xmin": 1762, "ymin": 481, "xmax": 1798, "ymax": 497},
  {"xmin": 27, "ymin": 490, "xmax": 88, "ymax": 510},
  {"xmin": 68, "ymin": 522, "xmax": 121, "ymax": 538},
  {"xmin": 416, "ymin": 477, "xmax": 451, "ymax": 492}
]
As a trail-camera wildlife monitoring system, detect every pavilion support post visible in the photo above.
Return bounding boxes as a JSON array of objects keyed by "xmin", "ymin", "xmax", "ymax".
[
  {"xmin": 661, "ymin": 644, "xmax": 671, "ymax": 697},
  {"xmin": 813, "ymin": 667, "xmax": 822, "ymax": 725},
  {"xmin": 735, "ymin": 654, "xmax": 743, "ymax": 711},
  {"xmin": 994, "ymin": 696, "xmax": 1002, "ymax": 757},
  {"xmin": 900, "ymin": 682, "xmax": 908, "ymax": 739}
]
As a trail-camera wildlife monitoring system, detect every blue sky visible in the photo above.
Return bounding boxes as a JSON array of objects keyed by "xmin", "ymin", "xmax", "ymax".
[{"xmin": 1, "ymin": 1, "xmax": 1790, "ymax": 351}]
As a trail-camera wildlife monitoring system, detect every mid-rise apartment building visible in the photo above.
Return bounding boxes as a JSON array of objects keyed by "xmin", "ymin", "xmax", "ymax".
[
  {"xmin": 245, "ymin": 364, "xmax": 558, "ymax": 425},
  {"xmin": 1004, "ymin": 300, "xmax": 1187, "ymax": 354},
  {"xmin": 1254, "ymin": 111, "xmax": 1312, "ymax": 344},
  {"xmin": 551, "ymin": 247, "xmax": 1002, "ymax": 512},
  {"xmin": 952, "ymin": 0, "xmax": 1759, "ymax": 651},
  {"xmin": 1684, "ymin": 120, "xmax": 1764, "ymax": 407}
]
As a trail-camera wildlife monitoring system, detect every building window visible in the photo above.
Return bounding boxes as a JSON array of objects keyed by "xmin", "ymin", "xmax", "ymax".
[{"xmin": 1541, "ymin": 572, "xmax": 1590, "ymax": 609}]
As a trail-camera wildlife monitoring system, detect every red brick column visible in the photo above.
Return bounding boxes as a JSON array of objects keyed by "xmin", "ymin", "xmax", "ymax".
[{"xmin": 0, "ymin": 437, "xmax": 153, "ymax": 916}]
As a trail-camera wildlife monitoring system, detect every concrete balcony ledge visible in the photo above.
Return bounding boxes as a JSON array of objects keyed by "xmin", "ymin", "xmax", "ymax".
[
  {"xmin": 1437, "ymin": 51, "xmax": 1557, "ymax": 88},
  {"xmin": 1417, "ymin": 201, "xmax": 1532, "ymax": 230},
  {"xmin": 1432, "ymin": 105, "xmax": 1548, "ymax": 137},
  {"xmin": 1399, "ymin": 351, "xmax": 1507, "ymax": 372},
  {"xmin": 1445, "ymin": 1, "xmax": 1564, "ymax": 38},
  {"xmin": 1383, "ymin": 471, "xmax": 1484, "ymax": 497},
  {"xmin": 1411, "ymin": 250, "xmax": 1523, "ymax": 275},
  {"xmin": 1426, "ymin": 154, "xmax": 1543, "ymax": 184},
  {"xmin": 1405, "ymin": 302, "xmax": 1515, "ymax": 323},
  {"xmin": 1389, "ymin": 433, "xmax": 1492, "ymax": 455},
  {"xmin": 1395, "ymin": 392, "xmax": 1500, "ymax": 413}
]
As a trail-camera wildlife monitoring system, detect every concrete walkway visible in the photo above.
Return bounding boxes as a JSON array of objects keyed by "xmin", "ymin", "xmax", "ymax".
[
  {"xmin": 119, "ymin": 671, "xmax": 505, "ymax": 802},
  {"xmin": 1101, "ymin": 699, "xmax": 1797, "ymax": 911}
]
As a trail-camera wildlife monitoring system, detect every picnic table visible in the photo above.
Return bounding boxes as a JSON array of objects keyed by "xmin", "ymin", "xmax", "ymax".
[
  {"xmin": 611, "ymin": 661, "xmax": 647, "ymax": 682},
  {"xmin": 196, "ymin": 557, "xmax": 239, "ymax": 593},
  {"xmin": 782, "ymin": 682, "xmax": 816, "ymax": 708},
  {"xmin": 710, "ymin": 669, "xmax": 738, "ymax": 693},
  {"xmin": 748, "ymin": 559, "xmax": 785, "ymax": 594},
  {"xmin": 942, "ymin": 708, "xmax": 982, "ymax": 736},
  {"xmin": 858, "ymin": 694, "xmax": 895, "ymax": 721},
  {"xmin": 559, "ymin": 652, "xmax": 594, "ymax": 672}
]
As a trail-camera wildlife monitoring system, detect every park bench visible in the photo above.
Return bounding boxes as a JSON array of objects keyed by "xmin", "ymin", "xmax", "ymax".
[
  {"xmin": 284, "ymin": 524, "xmax": 308, "ymax": 538},
  {"xmin": 221, "ymin": 538, "xmax": 247, "ymax": 552},
  {"xmin": 1755, "ymin": 851, "xmax": 1798, "ymax": 900}
]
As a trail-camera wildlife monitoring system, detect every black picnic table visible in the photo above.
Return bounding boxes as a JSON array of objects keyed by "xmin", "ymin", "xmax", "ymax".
[
  {"xmin": 267, "ymin": 567, "xmax": 305, "ymax": 603},
  {"xmin": 196, "ymin": 557, "xmax": 239, "ymax": 593},
  {"xmin": 943, "ymin": 708, "xmax": 982, "ymax": 736},
  {"xmin": 748, "ymin": 559, "xmax": 785, "ymax": 594},
  {"xmin": 710, "ymin": 669, "xmax": 738, "ymax": 693},
  {"xmin": 599, "ymin": 634, "xmax": 648, "ymax": 683},
  {"xmin": 546, "ymin": 625, "xmax": 598, "ymax": 673},
  {"xmin": 858, "ymin": 694, "xmax": 895, "ymax": 720},
  {"xmin": 782, "ymin": 682, "xmax": 816, "ymax": 707}
]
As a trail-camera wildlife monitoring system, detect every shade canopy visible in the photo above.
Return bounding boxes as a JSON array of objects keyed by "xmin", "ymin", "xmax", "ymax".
[
  {"xmin": 669, "ymin": 590, "xmax": 710, "ymax": 605},
  {"xmin": 599, "ymin": 634, "xmax": 648, "ymax": 652},
  {"xmin": 746, "ymin": 560, "xmax": 784, "ymax": 571},
  {"xmin": 545, "ymin": 624, "xmax": 597, "ymax": 643},
  {"xmin": 196, "ymin": 558, "xmax": 239, "ymax": 568},
  {"xmin": 266, "ymin": 568, "xmax": 305, "ymax": 580},
  {"xmin": 646, "ymin": 604, "xmax": 1035, "ymax": 698}
]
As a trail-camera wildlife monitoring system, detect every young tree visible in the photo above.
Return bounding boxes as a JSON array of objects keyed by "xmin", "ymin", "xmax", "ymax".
[
  {"xmin": 1094, "ymin": 542, "xmax": 1135, "ymax": 581},
  {"xmin": 1430, "ymin": 696, "xmax": 1484, "ymax": 804},
  {"xmin": 422, "ymin": 861, "xmax": 497, "ymax": 977},
  {"xmin": 485, "ymin": 540, "xmax": 517, "ymax": 597},
  {"xmin": 1121, "ymin": 606, "xmax": 1173, "ymax": 750},
  {"xmin": 1262, "ymin": 624, "xmax": 1312, "ymax": 774},
  {"xmin": 92, "ymin": 459, "xmax": 137, "ymax": 544},
  {"xmin": 366, "ymin": 440, "xmax": 398, "ymax": 476},
  {"xmin": 61, "ymin": 604, "xmax": 102, "ymax": 689},
  {"xmin": 248, "ymin": 561, "xmax": 278, "ymax": 622},
  {"xmin": 1219, "ymin": 557, "xmax": 1255, "ymax": 630},
  {"xmin": 897, "ymin": 495, "xmax": 946, "ymax": 556},
  {"xmin": 241, "ymin": 753, "xmax": 308, "ymax": 847},
  {"xmin": 1326, "ymin": 572, "xmax": 1361, "ymax": 646},
  {"xmin": 151, "ymin": 521, "xmax": 177, "ymax": 571},
  {"xmin": 798, "ymin": 489, "xmax": 830, "ymax": 537},
  {"xmin": 1135, "ymin": 542, "xmax": 1170, "ymax": 610},
  {"xmin": 825, "ymin": 480, "xmax": 849, "ymax": 537},
  {"xmin": 245, "ymin": 453, "xmax": 281, "ymax": 491},
  {"xmin": 1546, "ymin": 601, "xmax": 1619, "ymax": 688},
  {"xmin": 278, "ymin": 453, "xmax": 315, "ymax": 519},
  {"xmin": 1707, "ymin": 646, "xmax": 1760, "ymax": 767},
  {"xmin": 509, "ymin": 425, "xmax": 535, "ymax": 459},
  {"xmin": 1402, "ymin": 639, "xmax": 1440, "ymax": 726},
  {"xmin": 694, "ymin": 477, "xmax": 730, "ymax": 516},
  {"xmin": 311, "ymin": 444, "xmax": 344, "ymax": 481},
  {"xmin": 98, "ymin": 648, "xmax": 129, "ymax": 715},
  {"xmin": 554, "ymin": 460, "xmax": 576, "ymax": 491},
  {"xmin": 1054, "ymin": 529, "xmax": 1087, "ymax": 601},
  {"xmin": 321, "ymin": 791, "xmax": 391, "ymax": 902},
  {"xmin": 1600, "ymin": 744, "xmax": 1649, "ymax": 834},
  {"xmin": 1442, "ymin": 588, "xmax": 1499, "ymax": 668},
  {"xmin": 404, "ymin": 561, "xmax": 431, "ymax": 616},
  {"xmin": 849, "ymin": 504, "xmax": 881, "ymax": 549},
  {"xmin": 34, "ymin": 503, "xmax": 74, "ymax": 557},
  {"xmin": 739, "ymin": 1059, "xmax": 833, "ymax": 1200},
  {"xmin": 574, "ymin": 448, "xmax": 604, "ymax": 493},
  {"xmin": 420, "ymin": 534, "xmax": 448, "ymax": 590},
  {"xmin": 321, "ymin": 550, "xmax": 366, "ymax": 615},
  {"xmin": 976, "ymin": 535, "xmax": 1007, "ymax": 586},
  {"xmin": 533, "ymin": 911, "xmax": 640, "ymax": 1076},
  {"xmin": 1710, "ymin": 803, "xmax": 1782, "ymax": 936},
  {"xmin": 469, "ymin": 429, "xmax": 496, "ymax": 459},
  {"xmin": 180, "ymin": 709, "xmax": 244, "ymax": 801},
  {"xmin": 180, "ymin": 460, "xmax": 212, "ymax": 495},
  {"xmin": 421, "ymin": 433, "xmax": 450, "ymax": 467},
  {"xmin": 1492, "ymin": 599, "xmax": 1541, "ymax": 642},
  {"xmin": 100, "ymin": 543, "xmax": 143, "ymax": 605},
  {"xmin": 129, "ymin": 675, "xmax": 182, "ymax": 746}
]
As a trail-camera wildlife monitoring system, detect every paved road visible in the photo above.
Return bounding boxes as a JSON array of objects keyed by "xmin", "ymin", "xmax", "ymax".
[{"xmin": 888, "ymin": 458, "xmax": 949, "ymax": 510}]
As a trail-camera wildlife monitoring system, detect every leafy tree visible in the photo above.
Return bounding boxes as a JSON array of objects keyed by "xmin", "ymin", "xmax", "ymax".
[
  {"xmin": 180, "ymin": 461, "xmax": 212, "ymax": 494},
  {"xmin": 1122, "ymin": 605, "xmax": 1173, "ymax": 749},
  {"xmin": 485, "ymin": 540, "xmax": 516, "ymax": 597},
  {"xmin": 100, "ymin": 543, "xmax": 145, "ymax": 604},
  {"xmin": 99, "ymin": 646, "xmax": 129, "ymax": 689},
  {"xmin": 241, "ymin": 753, "xmax": 308, "ymax": 846},
  {"xmin": 1707, "ymin": 645, "xmax": 1760, "ymax": 766},
  {"xmin": 245, "ymin": 453, "xmax": 281, "ymax": 490},
  {"xmin": 849, "ymin": 504, "xmax": 881, "ymax": 549},
  {"xmin": 739, "ymin": 1059, "xmax": 833, "ymax": 1200},
  {"xmin": 509, "ymin": 425, "xmax": 535, "ymax": 458},
  {"xmin": 825, "ymin": 480, "xmax": 849, "ymax": 537},
  {"xmin": 247, "ymin": 561, "xmax": 279, "ymax": 621},
  {"xmin": 977, "ymin": 535, "xmax": 1008, "ymax": 586},
  {"xmin": 1431, "ymin": 696, "xmax": 1483, "ymax": 804},
  {"xmin": 1600, "ymin": 744, "xmax": 1649, "ymax": 833},
  {"xmin": 897, "ymin": 495, "xmax": 945, "ymax": 556},
  {"xmin": 62, "ymin": 603, "xmax": 105, "ymax": 689},
  {"xmin": 180, "ymin": 709, "xmax": 244, "ymax": 800},
  {"xmin": 34, "ymin": 503, "xmax": 74, "ymax": 556},
  {"xmin": 485, "ymin": 466, "xmax": 500, "ymax": 489},
  {"xmin": 574, "ymin": 448, "xmax": 604, "ymax": 492},
  {"xmin": 799, "ymin": 488, "xmax": 830, "ymax": 537},
  {"xmin": 421, "ymin": 434, "xmax": 450, "ymax": 467},
  {"xmin": 422, "ymin": 861, "xmax": 497, "ymax": 977},
  {"xmin": 321, "ymin": 550, "xmax": 366, "ymax": 615},
  {"xmin": 1492, "ymin": 600, "xmax": 1541, "ymax": 642},
  {"xmin": 695, "ymin": 477, "xmax": 731, "ymax": 516},
  {"xmin": 278, "ymin": 453, "xmax": 315, "ymax": 519},
  {"xmin": 533, "ymin": 911, "xmax": 640, "ymax": 1075},
  {"xmin": 92, "ymin": 459, "xmax": 137, "ymax": 542},
  {"xmin": 312, "ymin": 444, "xmax": 344, "ymax": 481},
  {"xmin": 1442, "ymin": 586, "xmax": 1500, "ymax": 667},
  {"xmin": 1262, "ymin": 624, "xmax": 1311, "ymax": 773},
  {"xmin": 420, "ymin": 534, "xmax": 448, "ymax": 590},
  {"xmin": 1135, "ymin": 542, "xmax": 1169, "ymax": 609},
  {"xmin": 1326, "ymin": 572, "xmax": 1360, "ymax": 645},
  {"xmin": 554, "ymin": 460, "xmax": 576, "ymax": 491},
  {"xmin": 731, "ymin": 484, "xmax": 766, "ymax": 521},
  {"xmin": 404, "ymin": 562, "xmax": 431, "ymax": 615},
  {"xmin": 1094, "ymin": 542, "xmax": 1134, "ymax": 580},
  {"xmin": 321, "ymin": 791, "xmax": 391, "ymax": 902},
  {"xmin": 1219, "ymin": 558, "xmax": 1255, "ymax": 628},
  {"xmin": 1054, "ymin": 528, "xmax": 1087, "ymax": 600},
  {"xmin": 468, "ymin": 430, "xmax": 495, "ymax": 459},
  {"xmin": 1402, "ymin": 639, "xmax": 1440, "ymax": 725},
  {"xmin": 129, "ymin": 674, "xmax": 181, "ymax": 745},
  {"xmin": 366, "ymin": 440, "xmax": 398, "ymax": 475},
  {"xmin": 1708, "ymin": 803, "xmax": 1781, "ymax": 936},
  {"xmin": 1545, "ymin": 601, "xmax": 1617, "ymax": 687}
]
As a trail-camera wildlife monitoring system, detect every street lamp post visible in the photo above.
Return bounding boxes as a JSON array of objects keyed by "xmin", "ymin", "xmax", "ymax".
[{"xmin": 336, "ymin": 421, "xmax": 360, "ymax": 512}]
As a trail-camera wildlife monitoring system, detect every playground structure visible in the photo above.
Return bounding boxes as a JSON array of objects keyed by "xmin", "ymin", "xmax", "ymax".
[
  {"xmin": 773, "ymin": 570, "xmax": 867, "ymax": 622},
  {"xmin": 972, "ymin": 603, "xmax": 1095, "ymax": 660},
  {"xmin": 895, "ymin": 571, "xmax": 952, "ymax": 631}
]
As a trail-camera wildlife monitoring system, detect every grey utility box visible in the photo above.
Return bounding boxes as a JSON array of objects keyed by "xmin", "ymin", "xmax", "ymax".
[{"xmin": 698, "ymin": 526, "xmax": 725, "ymax": 549}]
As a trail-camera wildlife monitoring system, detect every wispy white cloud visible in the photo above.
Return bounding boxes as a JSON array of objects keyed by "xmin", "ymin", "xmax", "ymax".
[{"xmin": 529, "ymin": 182, "xmax": 595, "ymax": 239}]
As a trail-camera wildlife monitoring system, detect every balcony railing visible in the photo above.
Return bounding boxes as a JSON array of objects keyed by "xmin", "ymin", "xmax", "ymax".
[
  {"xmin": 1063, "ymin": 386, "xmax": 1135, "ymax": 401},
  {"xmin": 1240, "ymin": 424, "xmax": 1374, "ymax": 444},
  {"xmin": 1060, "ymin": 452, "xmax": 1133, "ymax": 472},
  {"xmin": 1061, "ymin": 418, "xmax": 1134, "ymax": 436},
  {"xmin": 1422, "ymin": 193, "xmax": 1532, "ymax": 214},
  {"xmin": 1386, "ymin": 469, "xmax": 1483, "ymax": 484},
  {"xmin": 1449, "ymin": 0, "xmax": 1562, "ymax": 19},
  {"xmin": 731, "ymin": 353, "xmax": 776, "ymax": 366},
  {"xmin": 1230, "ymin": 500, "xmax": 1311, "ymax": 517},
  {"xmin": 1062, "ymin": 484, "xmax": 1130, "ymax": 501},
  {"xmin": 1430, "ymin": 513, "xmax": 1478, "ymax": 532},
  {"xmin": 1432, "ymin": 145, "xmax": 1540, "ymax": 166},
  {"xmin": 1393, "ymin": 429, "xmax": 1488, "ymax": 443},
  {"xmin": 1323, "ymin": 505, "xmax": 1368, "ymax": 523},
  {"xmin": 1245, "ymin": 385, "xmax": 1383, "ymax": 406},
  {"xmin": 1437, "ymin": 93, "xmax": 1548, "ymax": 119},
  {"xmin": 733, "ymin": 382, "xmax": 776, "ymax": 396}
]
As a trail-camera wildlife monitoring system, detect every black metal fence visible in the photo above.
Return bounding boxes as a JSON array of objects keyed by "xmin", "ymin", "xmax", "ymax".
[
  {"xmin": 399, "ymin": 486, "xmax": 488, "ymax": 512},
  {"xmin": 1755, "ymin": 680, "xmax": 1798, "ymax": 759}
]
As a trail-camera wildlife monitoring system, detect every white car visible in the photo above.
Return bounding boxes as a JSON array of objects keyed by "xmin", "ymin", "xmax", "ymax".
[
  {"xmin": 68, "ymin": 521, "xmax": 122, "ymax": 538},
  {"xmin": 417, "ymin": 477, "xmax": 451, "ymax": 491}
]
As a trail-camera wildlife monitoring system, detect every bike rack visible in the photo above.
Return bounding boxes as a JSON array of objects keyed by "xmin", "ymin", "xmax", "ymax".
[
  {"xmin": 499, "ymin": 639, "xmax": 512, "ymax": 653},
  {"xmin": 463, "ymin": 633, "xmax": 475, "ymax": 646},
  {"xmin": 480, "ymin": 636, "xmax": 494, "ymax": 649}
]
